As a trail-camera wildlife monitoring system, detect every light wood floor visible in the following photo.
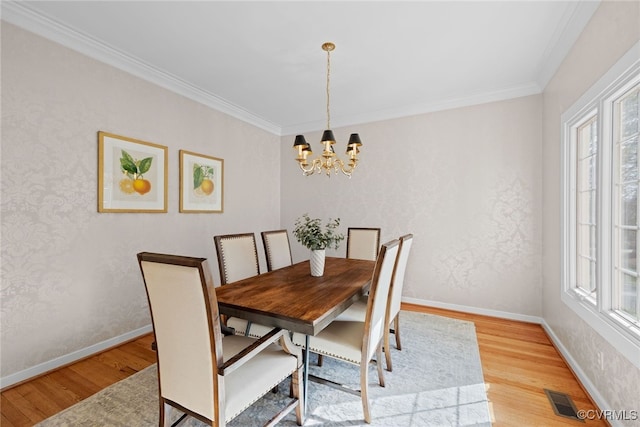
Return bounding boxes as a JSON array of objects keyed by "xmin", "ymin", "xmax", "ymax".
[{"xmin": 1, "ymin": 304, "xmax": 608, "ymax": 426}]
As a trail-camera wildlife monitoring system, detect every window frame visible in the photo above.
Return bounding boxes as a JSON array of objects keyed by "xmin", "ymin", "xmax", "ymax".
[
  {"xmin": 607, "ymin": 80, "xmax": 640, "ymax": 324},
  {"xmin": 574, "ymin": 112, "xmax": 599, "ymax": 301},
  {"xmin": 561, "ymin": 41, "xmax": 640, "ymax": 370}
]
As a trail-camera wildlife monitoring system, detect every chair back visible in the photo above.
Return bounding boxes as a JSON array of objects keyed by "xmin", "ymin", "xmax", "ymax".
[
  {"xmin": 387, "ymin": 234, "xmax": 414, "ymax": 322},
  {"xmin": 214, "ymin": 233, "xmax": 260, "ymax": 285},
  {"xmin": 362, "ymin": 239, "xmax": 399, "ymax": 362},
  {"xmin": 261, "ymin": 229, "xmax": 293, "ymax": 271},
  {"xmin": 347, "ymin": 227, "xmax": 381, "ymax": 261},
  {"xmin": 137, "ymin": 252, "xmax": 221, "ymax": 423}
]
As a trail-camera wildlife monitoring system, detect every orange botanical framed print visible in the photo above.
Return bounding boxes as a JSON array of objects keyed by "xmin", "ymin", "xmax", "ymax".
[
  {"xmin": 98, "ymin": 131, "xmax": 168, "ymax": 213},
  {"xmin": 179, "ymin": 150, "xmax": 224, "ymax": 213}
]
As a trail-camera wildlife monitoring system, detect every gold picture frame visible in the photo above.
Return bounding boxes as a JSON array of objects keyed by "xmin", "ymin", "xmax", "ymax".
[
  {"xmin": 179, "ymin": 150, "xmax": 224, "ymax": 213},
  {"xmin": 98, "ymin": 131, "xmax": 168, "ymax": 213}
]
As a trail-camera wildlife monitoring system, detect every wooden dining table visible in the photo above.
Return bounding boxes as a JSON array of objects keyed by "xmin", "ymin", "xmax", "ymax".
[{"xmin": 215, "ymin": 256, "xmax": 376, "ymax": 414}]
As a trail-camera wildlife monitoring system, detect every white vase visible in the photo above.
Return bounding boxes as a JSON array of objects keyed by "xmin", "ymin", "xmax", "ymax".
[{"xmin": 310, "ymin": 249, "xmax": 326, "ymax": 277}]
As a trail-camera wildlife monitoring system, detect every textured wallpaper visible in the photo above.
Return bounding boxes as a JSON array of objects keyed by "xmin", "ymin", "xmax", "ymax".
[{"xmin": 1, "ymin": 23, "xmax": 282, "ymax": 379}]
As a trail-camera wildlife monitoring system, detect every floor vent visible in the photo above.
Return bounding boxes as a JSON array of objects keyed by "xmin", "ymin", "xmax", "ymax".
[{"xmin": 544, "ymin": 389, "xmax": 584, "ymax": 422}]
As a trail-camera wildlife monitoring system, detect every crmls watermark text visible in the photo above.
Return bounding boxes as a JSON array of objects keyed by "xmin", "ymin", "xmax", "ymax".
[{"xmin": 577, "ymin": 409, "xmax": 639, "ymax": 421}]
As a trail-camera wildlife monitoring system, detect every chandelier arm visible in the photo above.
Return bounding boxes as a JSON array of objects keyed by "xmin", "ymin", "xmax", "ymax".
[
  {"xmin": 298, "ymin": 163, "xmax": 312, "ymax": 174},
  {"xmin": 335, "ymin": 158, "xmax": 356, "ymax": 177},
  {"xmin": 298, "ymin": 159, "xmax": 318, "ymax": 175}
]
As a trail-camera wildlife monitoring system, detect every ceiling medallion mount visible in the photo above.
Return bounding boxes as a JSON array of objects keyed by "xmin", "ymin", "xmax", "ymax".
[
  {"xmin": 293, "ymin": 42, "xmax": 362, "ymax": 178},
  {"xmin": 322, "ymin": 42, "xmax": 335, "ymax": 52}
]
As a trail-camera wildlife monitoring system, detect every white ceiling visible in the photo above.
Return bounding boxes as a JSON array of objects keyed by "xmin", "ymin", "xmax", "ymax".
[{"xmin": 2, "ymin": 1, "xmax": 600, "ymax": 136}]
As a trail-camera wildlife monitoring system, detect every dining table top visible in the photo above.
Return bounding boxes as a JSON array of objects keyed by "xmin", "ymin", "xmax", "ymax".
[{"xmin": 215, "ymin": 257, "xmax": 376, "ymax": 336}]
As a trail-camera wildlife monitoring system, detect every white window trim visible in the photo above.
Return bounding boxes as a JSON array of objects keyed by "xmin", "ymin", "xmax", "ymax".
[{"xmin": 561, "ymin": 40, "xmax": 640, "ymax": 370}]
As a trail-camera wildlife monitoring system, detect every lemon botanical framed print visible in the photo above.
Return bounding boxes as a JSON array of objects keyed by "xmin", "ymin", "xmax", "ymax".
[
  {"xmin": 98, "ymin": 131, "xmax": 168, "ymax": 213},
  {"xmin": 179, "ymin": 150, "xmax": 224, "ymax": 213}
]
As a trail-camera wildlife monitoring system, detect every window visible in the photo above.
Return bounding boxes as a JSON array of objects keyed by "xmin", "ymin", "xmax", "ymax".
[
  {"xmin": 576, "ymin": 115, "xmax": 598, "ymax": 300},
  {"xmin": 614, "ymin": 86, "xmax": 639, "ymax": 321},
  {"xmin": 562, "ymin": 42, "xmax": 640, "ymax": 368}
]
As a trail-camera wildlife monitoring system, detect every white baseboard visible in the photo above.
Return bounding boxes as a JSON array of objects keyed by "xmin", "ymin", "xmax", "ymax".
[
  {"xmin": 403, "ymin": 297, "xmax": 617, "ymax": 424},
  {"xmin": 540, "ymin": 320, "xmax": 621, "ymax": 427},
  {"xmin": 402, "ymin": 297, "xmax": 544, "ymax": 324},
  {"xmin": 0, "ymin": 324, "xmax": 153, "ymax": 390}
]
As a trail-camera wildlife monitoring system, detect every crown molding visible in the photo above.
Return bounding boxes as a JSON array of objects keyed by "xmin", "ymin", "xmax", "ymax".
[
  {"xmin": 281, "ymin": 81, "xmax": 542, "ymax": 136},
  {"xmin": 1, "ymin": 1, "xmax": 282, "ymax": 136},
  {"xmin": 536, "ymin": 0, "xmax": 601, "ymax": 91}
]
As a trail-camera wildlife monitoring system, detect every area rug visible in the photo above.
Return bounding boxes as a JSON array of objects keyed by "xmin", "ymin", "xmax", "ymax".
[{"xmin": 36, "ymin": 311, "xmax": 491, "ymax": 426}]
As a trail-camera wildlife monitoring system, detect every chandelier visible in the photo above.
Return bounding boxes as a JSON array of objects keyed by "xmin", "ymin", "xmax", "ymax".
[{"xmin": 293, "ymin": 42, "xmax": 362, "ymax": 177}]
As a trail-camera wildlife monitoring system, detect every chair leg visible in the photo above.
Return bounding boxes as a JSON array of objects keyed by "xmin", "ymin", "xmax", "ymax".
[
  {"xmin": 384, "ymin": 323, "xmax": 393, "ymax": 372},
  {"xmin": 317, "ymin": 354, "xmax": 323, "ymax": 366},
  {"xmin": 394, "ymin": 315, "xmax": 402, "ymax": 350},
  {"xmin": 292, "ymin": 365, "xmax": 304, "ymax": 425},
  {"xmin": 221, "ymin": 322, "xmax": 235, "ymax": 336},
  {"xmin": 375, "ymin": 343, "xmax": 385, "ymax": 388},
  {"xmin": 360, "ymin": 361, "xmax": 372, "ymax": 423}
]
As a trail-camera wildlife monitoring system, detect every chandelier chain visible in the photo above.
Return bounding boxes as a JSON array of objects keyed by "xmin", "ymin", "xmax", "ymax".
[{"xmin": 326, "ymin": 47, "xmax": 331, "ymax": 130}]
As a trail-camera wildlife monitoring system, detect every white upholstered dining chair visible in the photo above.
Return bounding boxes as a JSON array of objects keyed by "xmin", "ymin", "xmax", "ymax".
[
  {"xmin": 383, "ymin": 233, "xmax": 413, "ymax": 370},
  {"xmin": 137, "ymin": 252, "xmax": 304, "ymax": 427},
  {"xmin": 261, "ymin": 229, "xmax": 293, "ymax": 271},
  {"xmin": 213, "ymin": 233, "xmax": 272, "ymax": 338},
  {"xmin": 346, "ymin": 227, "xmax": 381, "ymax": 261},
  {"xmin": 335, "ymin": 234, "xmax": 413, "ymax": 371},
  {"xmin": 292, "ymin": 239, "xmax": 400, "ymax": 424},
  {"xmin": 316, "ymin": 226, "xmax": 381, "ymax": 367}
]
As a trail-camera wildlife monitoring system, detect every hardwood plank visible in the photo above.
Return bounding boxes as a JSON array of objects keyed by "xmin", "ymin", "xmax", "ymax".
[
  {"xmin": 93, "ymin": 350, "xmax": 143, "ymax": 376},
  {"xmin": 1, "ymin": 387, "xmax": 49, "ymax": 425},
  {"xmin": 13, "ymin": 383, "xmax": 63, "ymax": 416},
  {"xmin": 66, "ymin": 355, "xmax": 133, "ymax": 389},
  {"xmin": 33, "ymin": 373, "xmax": 87, "ymax": 408},
  {"xmin": 1, "ymin": 395, "xmax": 29, "ymax": 427},
  {"xmin": 119, "ymin": 338, "xmax": 157, "ymax": 362},
  {"xmin": 45, "ymin": 369, "xmax": 101, "ymax": 400}
]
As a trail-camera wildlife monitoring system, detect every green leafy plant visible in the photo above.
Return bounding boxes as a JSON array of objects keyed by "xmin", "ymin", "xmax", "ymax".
[{"xmin": 293, "ymin": 214, "xmax": 344, "ymax": 250}]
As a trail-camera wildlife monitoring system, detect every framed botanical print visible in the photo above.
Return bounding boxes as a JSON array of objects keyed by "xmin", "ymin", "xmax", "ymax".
[
  {"xmin": 98, "ymin": 131, "xmax": 168, "ymax": 213},
  {"xmin": 179, "ymin": 150, "xmax": 224, "ymax": 213}
]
